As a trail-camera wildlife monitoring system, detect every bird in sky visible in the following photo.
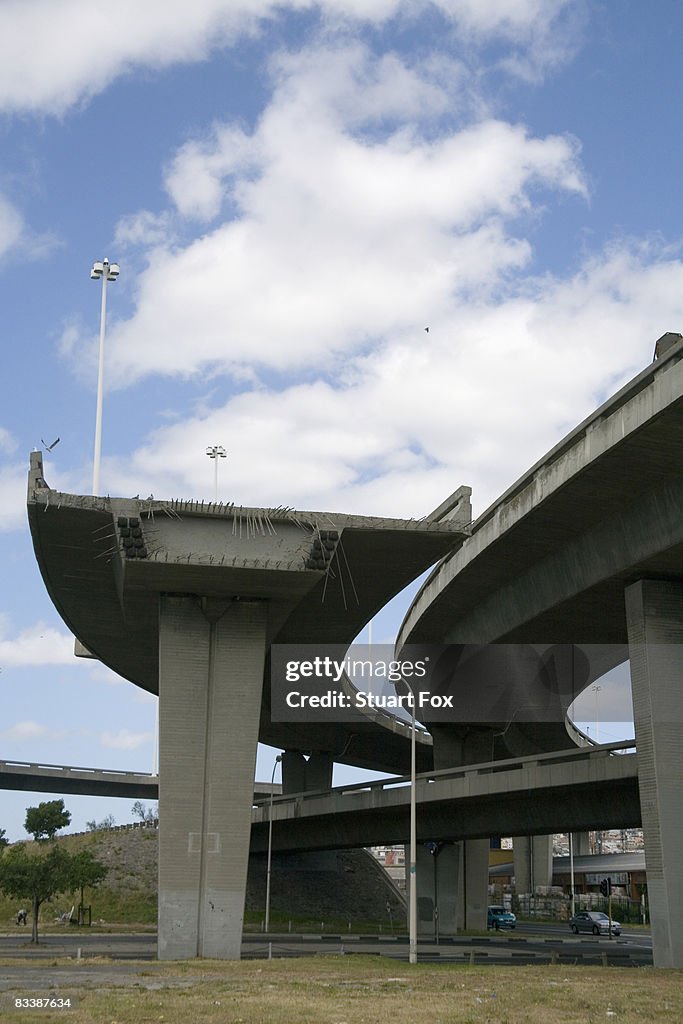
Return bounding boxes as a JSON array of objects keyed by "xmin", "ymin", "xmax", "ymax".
[
  {"xmin": 41, "ymin": 437, "xmax": 60, "ymax": 452},
  {"xmin": 424, "ymin": 327, "xmax": 429, "ymax": 333}
]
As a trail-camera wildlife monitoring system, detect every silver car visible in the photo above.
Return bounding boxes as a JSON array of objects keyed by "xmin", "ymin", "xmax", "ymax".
[{"xmin": 569, "ymin": 911, "xmax": 621, "ymax": 936}]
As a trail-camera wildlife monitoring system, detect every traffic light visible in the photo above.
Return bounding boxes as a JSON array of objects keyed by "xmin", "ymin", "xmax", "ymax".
[
  {"xmin": 425, "ymin": 841, "xmax": 444, "ymax": 857},
  {"xmin": 599, "ymin": 878, "xmax": 612, "ymax": 897}
]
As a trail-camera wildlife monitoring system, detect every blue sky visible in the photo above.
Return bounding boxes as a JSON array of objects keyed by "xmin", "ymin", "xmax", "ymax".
[{"xmin": 0, "ymin": 0, "xmax": 671, "ymax": 840}]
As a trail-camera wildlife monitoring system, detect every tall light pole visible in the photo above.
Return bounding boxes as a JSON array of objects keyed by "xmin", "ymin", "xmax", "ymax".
[
  {"xmin": 206, "ymin": 445, "xmax": 227, "ymax": 500},
  {"xmin": 592, "ymin": 684, "xmax": 602, "ymax": 743},
  {"xmin": 408, "ymin": 688, "xmax": 417, "ymax": 964},
  {"xmin": 569, "ymin": 831, "xmax": 575, "ymax": 918},
  {"xmin": 90, "ymin": 257, "xmax": 119, "ymax": 495},
  {"xmin": 265, "ymin": 754, "xmax": 283, "ymax": 934}
]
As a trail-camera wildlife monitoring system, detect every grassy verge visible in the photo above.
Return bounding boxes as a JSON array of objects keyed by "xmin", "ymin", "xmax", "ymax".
[
  {"xmin": 243, "ymin": 908, "xmax": 408, "ymax": 934},
  {"xmin": 1, "ymin": 957, "xmax": 681, "ymax": 1024}
]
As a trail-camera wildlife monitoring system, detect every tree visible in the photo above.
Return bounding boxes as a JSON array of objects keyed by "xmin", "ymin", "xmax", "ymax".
[
  {"xmin": 131, "ymin": 801, "xmax": 157, "ymax": 823},
  {"xmin": 24, "ymin": 800, "xmax": 71, "ymax": 843},
  {"xmin": 0, "ymin": 843, "xmax": 72, "ymax": 943},
  {"xmin": 0, "ymin": 828, "xmax": 8, "ymax": 848},
  {"xmin": 85, "ymin": 814, "xmax": 116, "ymax": 832},
  {"xmin": 0, "ymin": 843, "xmax": 108, "ymax": 943},
  {"xmin": 69, "ymin": 849, "xmax": 109, "ymax": 918}
]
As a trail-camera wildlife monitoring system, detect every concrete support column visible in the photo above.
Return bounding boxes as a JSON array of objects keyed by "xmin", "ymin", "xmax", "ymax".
[
  {"xmin": 158, "ymin": 595, "xmax": 267, "ymax": 960},
  {"xmin": 432, "ymin": 844, "xmax": 459, "ymax": 936},
  {"xmin": 415, "ymin": 843, "xmax": 435, "ymax": 937},
  {"xmin": 429, "ymin": 728, "xmax": 492, "ymax": 934},
  {"xmin": 571, "ymin": 832, "xmax": 591, "ymax": 856},
  {"xmin": 431, "ymin": 725, "xmax": 496, "ymax": 769},
  {"xmin": 513, "ymin": 834, "xmax": 553, "ymax": 894},
  {"xmin": 281, "ymin": 750, "xmax": 333, "ymax": 795},
  {"xmin": 413, "ymin": 843, "xmax": 460, "ymax": 938},
  {"xmin": 305, "ymin": 752, "xmax": 333, "ymax": 792},
  {"xmin": 456, "ymin": 839, "xmax": 489, "ymax": 931},
  {"xmin": 281, "ymin": 751, "xmax": 307, "ymax": 795},
  {"xmin": 626, "ymin": 579, "xmax": 683, "ymax": 968}
]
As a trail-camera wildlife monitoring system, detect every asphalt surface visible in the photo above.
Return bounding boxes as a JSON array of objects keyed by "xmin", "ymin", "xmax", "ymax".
[{"xmin": 0, "ymin": 924, "xmax": 653, "ymax": 991}]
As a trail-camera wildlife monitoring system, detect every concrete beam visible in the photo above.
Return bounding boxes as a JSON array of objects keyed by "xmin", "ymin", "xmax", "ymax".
[
  {"xmin": 253, "ymin": 748, "xmax": 639, "ymax": 854},
  {"xmin": 0, "ymin": 760, "xmax": 157, "ymax": 799}
]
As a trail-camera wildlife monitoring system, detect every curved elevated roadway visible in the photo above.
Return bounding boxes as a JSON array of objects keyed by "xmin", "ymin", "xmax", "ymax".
[
  {"xmin": 399, "ymin": 339, "xmax": 683, "ymax": 652},
  {"xmin": 397, "ymin": 337, "xmax": 683, "ymax": 967}
]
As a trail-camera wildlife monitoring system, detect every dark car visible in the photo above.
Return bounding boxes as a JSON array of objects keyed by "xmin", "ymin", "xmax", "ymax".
[
  {"xmin": 569, "ymin": 911, "xmax": 621, "ymax": 936},
  {"xmin": 487, "ymin": 905, "xmax": 516, "ymax": 930}
]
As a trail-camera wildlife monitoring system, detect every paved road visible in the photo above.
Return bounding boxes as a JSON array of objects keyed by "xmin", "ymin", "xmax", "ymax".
[{"xmin": 0, "ymin": 924, "xmax": 653, "ymax": 979}]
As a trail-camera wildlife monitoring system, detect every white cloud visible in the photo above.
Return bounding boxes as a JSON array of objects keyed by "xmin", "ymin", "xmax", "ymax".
[
  {"xmin": 0, "ymin": 720, "xmax": 67, "ymax": 742},
  {"xmin": 95, "ymin": 43, "xmax": 584, "ymax": 388},
  {"xmin": 0, "ymin": 1, "xmax": 577, "ymax": 115},
  {"xmin": 86, "ymin": 664, "xmax": 130, "ymax": 687},
  {"xmin": 0, "ymin": 194, "xmax": 24, "ymax": 260},
  {"xmin": 113, "ymin": 210, "xmax": 175, "ymax": 251},
  {"xmin": 0, "ymin": 620, "xmax": 77, "ymax": 666},
  {"xmin": 0, "ymin": 462, "xmax": 28, "ymax": 533},
  {"xmin": 0, "ymin": 427, "xmax": 18, "ymax": 456},
  {"xmin": 100, "ymin": 729, "xmax": 154, "ymax": 751},
  {"xmin": 101, "ymin": 241, "xmax": 683, "ymax": 520}
]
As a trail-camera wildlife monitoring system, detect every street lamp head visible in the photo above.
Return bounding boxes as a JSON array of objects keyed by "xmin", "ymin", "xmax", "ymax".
[
  {"xmin": 206, "ymin": 445, "xmax": 227, "ymax": 459},
  {"xmin": 91, "ymin": 258, "xmax": 119, "ymax": 282}
]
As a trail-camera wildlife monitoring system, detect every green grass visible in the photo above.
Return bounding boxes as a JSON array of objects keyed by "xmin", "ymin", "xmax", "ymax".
[{"xmin": 1, "ymin": 957, "xmax": 681, "ymax": 1024}]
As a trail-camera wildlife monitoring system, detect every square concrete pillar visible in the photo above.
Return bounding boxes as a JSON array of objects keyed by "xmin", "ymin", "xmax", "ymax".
[
  {"xmin": 456, "ymin": 838, "xmax": 489, "ymax": 931},
  {"xmin": 626, "ymin": 579, "xmax": 683, "ymax": 968},
  {"xmin": 571, "ymin": 832, "xmax": 591, "ymax": 856},
  {"xmin": 413, "ymin": 843, "xmax": 460, "ymax": 938},
  {"xmin": 513, "ymin": 834, "xmax": 553, "ymax": 894},
  {"xmin": 281, "ymin": 750, "xmax": 333, "ymax": 795},
  {"xmin": 158, "ymin": 595, "xmax": 267, "ymax": 960}
]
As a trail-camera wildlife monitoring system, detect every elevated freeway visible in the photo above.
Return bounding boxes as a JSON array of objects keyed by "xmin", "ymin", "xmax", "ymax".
[
  {"xmin": 0, "ymin": 759, "xmax": 158, "ymax": 800},
  {"xmin": 397, "ymin": 335, "xmax": 683, "ymax": 966},
  {"xmin": 27, "ymin": 339, "xmax": 682, "ymax": 963},
  {"xmin": 0, "ymin": 759, "xmax": 279, "ymax": 802},
  {"xmin": 252, "ymin": 742, "xmax": 638, "ymax": 854},
  {"xmin": 0, "ymin": 743, "xmax": 638, "ymax": 851},
  {"xmin": 1, "ymin": 742, "xmax": 640, "ymax": 942},
  {"xmin": 399, "ymin": 339, "xmax": 683, "ymax": 651}
]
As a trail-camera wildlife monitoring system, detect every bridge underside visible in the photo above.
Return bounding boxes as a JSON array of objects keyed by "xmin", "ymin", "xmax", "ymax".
[
  {"xmin": 253, "ymin": 778, "xmax": 640, "ymax": 854},
  {"xmin": 253, "ymin": 748, "xmax": 640, "ymax": 854}
]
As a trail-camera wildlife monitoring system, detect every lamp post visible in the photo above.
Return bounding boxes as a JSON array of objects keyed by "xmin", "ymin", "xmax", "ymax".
[
  {"xmin": 90, "ymin": 258, "xmax": 119, "ymax": 495},
  {"xmin": 265, "ymin": 754, "xmax": 283, "ymax": 934},
  {"xmin": 569, "ymin": 831, "xmax": 575, "ymax": 918},
  {"xmin": 409, "ymin": 689, "xmax": 417, "ymax": 964},
  {"xmin": 206, "ymin": 445, "xmax": 227, "ymax": 500},
  {"xmin": 592, "ymin": 684, "xmax": 602, "ymax": 743}
]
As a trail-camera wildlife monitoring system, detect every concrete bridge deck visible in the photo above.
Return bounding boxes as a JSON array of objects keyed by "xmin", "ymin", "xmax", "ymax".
[
  {"xmin": 1, "ymin": 741, "xmax": 637, "ymax": 853},
  {"xmin": 252, "ymin": 741, "xmax": 638, "ymax": 853}
]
